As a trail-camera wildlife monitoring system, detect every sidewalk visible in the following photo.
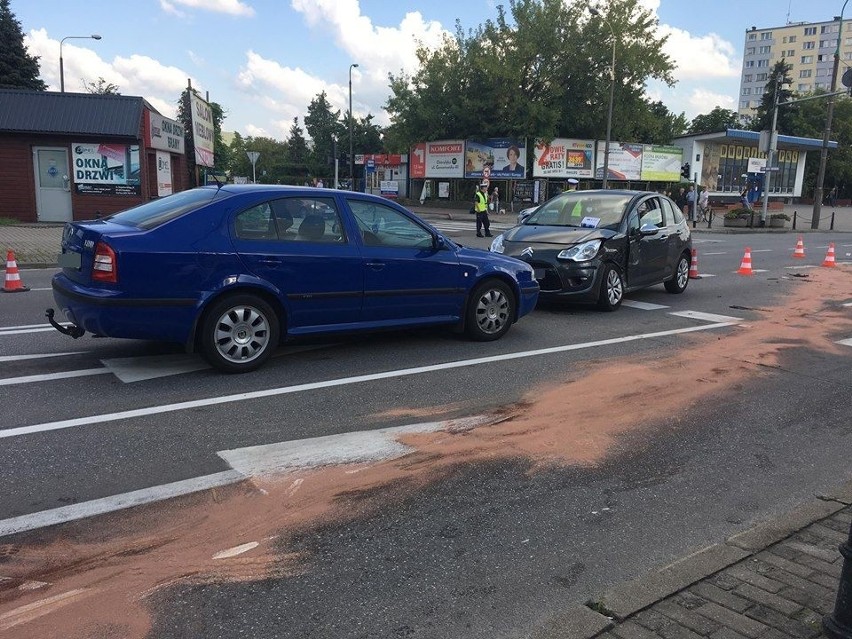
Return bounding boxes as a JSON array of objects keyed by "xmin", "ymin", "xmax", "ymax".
[{"xmin": 532, "ymin": 482, "xmax": 852, "ymax": 639}]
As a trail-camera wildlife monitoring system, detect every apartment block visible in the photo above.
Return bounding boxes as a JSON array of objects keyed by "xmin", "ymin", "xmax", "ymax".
[{"xmin": 737, "ymin": 17, "xmax": 851, "ymax": 121}]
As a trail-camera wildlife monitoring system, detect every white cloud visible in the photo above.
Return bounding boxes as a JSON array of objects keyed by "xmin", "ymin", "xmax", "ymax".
[
  {"xmin": 687, "ymin": 88, "xmax": 736, "ymax": 113},
  {"xmin": 159, "ymin": 0, "xmax": 255, "ymax": 17},
  {"xmin": 658, "ymin": 26, "xmax": 740, "ymax": 80}
]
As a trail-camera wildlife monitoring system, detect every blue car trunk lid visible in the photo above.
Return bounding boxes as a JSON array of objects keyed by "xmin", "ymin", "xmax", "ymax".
[{"xmin": 59, "ymin": 220, "xmax": 136, "ymax": 286}]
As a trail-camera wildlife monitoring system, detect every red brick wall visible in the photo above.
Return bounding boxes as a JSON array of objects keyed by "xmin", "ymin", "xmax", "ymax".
[{"xmin": 0, "ymin": 136, "xmax": 38, "ymax": 222}]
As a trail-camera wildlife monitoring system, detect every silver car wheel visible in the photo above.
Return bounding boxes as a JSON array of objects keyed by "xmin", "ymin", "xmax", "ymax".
[
  {"xmin": 676, "ymin": 257, "xmax": 689, "ymax": 288},
  {"xmin": 214, "ymin": 305, "xmax": 270, "ymax": 364},
  {"xmin": 606, "ymin": 268, "xmax": 623, "ymax": 305},
  {"xmin": 475, "ymin": 288, "xmax": 510, "ymax": 335}
]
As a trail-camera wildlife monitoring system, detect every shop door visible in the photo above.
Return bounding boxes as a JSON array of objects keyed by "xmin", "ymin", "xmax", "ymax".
[{"xmin": 33, "ymin": 147, "xmax": 72, "ymax": 222}]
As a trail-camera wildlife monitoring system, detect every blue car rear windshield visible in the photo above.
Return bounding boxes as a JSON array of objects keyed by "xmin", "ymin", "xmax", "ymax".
[{"xmin": 107, "ymin": 189, "xmax": 219, "ymax": 229}]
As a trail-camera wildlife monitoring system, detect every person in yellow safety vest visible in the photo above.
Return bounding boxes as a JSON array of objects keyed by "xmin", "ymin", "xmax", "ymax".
[{"xmin": 474, "ymin": 182, "xmax": 492, "ymax": 237}]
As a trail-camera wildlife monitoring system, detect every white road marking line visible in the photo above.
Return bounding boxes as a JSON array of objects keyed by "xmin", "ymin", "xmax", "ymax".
[
  {"xmin": 0, "ymin": 322, "xmax": 739, "ymax": 440},
  {"xmin": 29, "ymin": 287, "xmax": 52, "ymax": 291},
  {"xmin": 702, "ymin": 252, "xmax": 727, "ymax": 255},
  {"xmin": 733, "ymin": 269, "xmax": 768, "ymax": 273},
  {"xmin": 0, "ymin": 588, "xmax": 90, "ymax": 631},
  {"xmin": 695, "ymin": 273, "xmax": 716, "ymax": 277},
  {"xmin": 0, "ymin": 368, "xmax": 111, "ymax": 387},
  {"xmin": 212, "ymin": 542, "xmax": 259, "ymax": 560},
  {"xmin": 750, "ymin": 249, "xmax": 773, "ymax": 253},
  {"xmin": 0, "ymin": 327, "xmax": 65, "ymax": 336},
  {"xmin": 843, "ymin": 302, "xmax": 852, "ymax": 307},
  {"xmin": 837, "ymin": 338, "xmax": 852, "ymax": 347},
  {"xmin": 286, "ymin": 478, "xmax": 304, "ymax": 497},
  {"xmin": 670, "ymin": 311, "xmax": 744, "ymax": 323},
  {"xmin": 0, "ymin": 322, "xmax": 71, "ymax": 332},
  {"xmin": 219, "ymin": 416, "xmax": 493, "ymax": 476},
  {"xmin": 621, "ymin": 300, "xmax": 669, "ymax": 310},
  {"xmin": 0, "ymin": 352, "xmax": 85, "ymax": 363},
  {"xmin": 101, "ymin": 354, "xmax": 210, "ymax": 382},
  {"xmin": 0, "ymin": 471, "xmax": 245, "ymax": 538},
  {"xmin": 785, "ymin": 265, "xmax": 819, "ymax": 269}
]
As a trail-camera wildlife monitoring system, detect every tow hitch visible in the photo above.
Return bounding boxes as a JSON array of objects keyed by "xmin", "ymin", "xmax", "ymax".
[{"xmin": 45, "ymin": 308, "xmax": 85, "ymax": 338}]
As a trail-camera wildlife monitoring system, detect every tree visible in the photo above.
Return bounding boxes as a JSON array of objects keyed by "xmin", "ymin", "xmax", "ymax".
[
  {"xmin": 0, "ymin": 0, "xmax": 46, "ymax": 90},
  {"xmin": 688, "ymin": 107, "xmax": 740, "ymax": 135},
  {"xmin": 84, "ymin": 77, "xmax": 120, "ymax": 95},
  {"xmin": 383, "ymin": 0, "xmax": 676, "ymax": 151},
  {"xmin": 748, "ymin": 59, "xmax": 795, "ymax": 134},
  {"xmin": 304, "ymin": 91, "xmax": 344, "ymax": 178},
  {"xmin": 284, "ymin": 117, "xmax": 310, "ymax": 181}
]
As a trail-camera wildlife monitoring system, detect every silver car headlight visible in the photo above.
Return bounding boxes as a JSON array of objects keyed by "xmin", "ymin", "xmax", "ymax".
[
  {"xmin": 557, "ymin": 239, "xmax": 602, "ymax": 262},
  {"xmin": 490, "ymin": 234, "xmax": 505, "ymax": 253}
]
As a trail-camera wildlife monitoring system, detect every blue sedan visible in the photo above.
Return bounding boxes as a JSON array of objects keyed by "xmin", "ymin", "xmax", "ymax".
[{"xmin": 49, "ymin": 186, "xmax": 539, "ymax": 372}]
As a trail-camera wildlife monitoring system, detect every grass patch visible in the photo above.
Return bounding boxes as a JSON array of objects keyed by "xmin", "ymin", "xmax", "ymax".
[{"xmin": 0, "ymin": 217, "xmax": 19, "ymax": 226}]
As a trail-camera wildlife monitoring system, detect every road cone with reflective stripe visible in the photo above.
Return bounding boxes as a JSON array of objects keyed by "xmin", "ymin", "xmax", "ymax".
[
  {"xmin": 792, "ymin": 236, "xmax": 805, "ymax": 259},
  {"xmin": 821, "ymin": 243, "xmax": 837, "ymax": 268},
  {"xmin": 2, "ymin": 250, "xmax": 29, "ymax": 292},
  {"xmin": 737, "ymin": 247, "xmax": 754, "ymax": 276},
  {"xmin": 688, "ymin": 248, "xmax": 701, "ymax": 279}
]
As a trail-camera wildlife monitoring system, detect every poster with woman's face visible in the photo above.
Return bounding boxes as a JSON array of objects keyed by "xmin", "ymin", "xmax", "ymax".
[{"xmin": 464, "ymin": 139, "xmax": 526, "ymax": 179}]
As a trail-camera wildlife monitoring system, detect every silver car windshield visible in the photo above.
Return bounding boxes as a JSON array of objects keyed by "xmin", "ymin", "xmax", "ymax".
[{"xmin": 525, "ymin": 193, "xmax": 632, "ymax": 230}]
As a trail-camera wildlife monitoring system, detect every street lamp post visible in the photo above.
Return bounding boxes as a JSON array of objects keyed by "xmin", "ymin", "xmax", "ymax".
[
  {"xmin": 589, "ymin": 7, "xmax": 615, "ymax": 189},
  {"xmin": 60, "ymin": 34, "xmax": 102, "ymax": 93},
  {"xmin": 349, "ymin": 63, "xmax": 359, "ymax": 191},
  {"xmin": 812, "ymin": 1, "xmax": 848, "ymax": 229}
]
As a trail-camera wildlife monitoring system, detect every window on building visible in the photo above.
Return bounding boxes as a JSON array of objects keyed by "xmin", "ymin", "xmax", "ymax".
[
  {"xmin": 817, "ymin": 68, "xmax": 829, "ymax": 76},
  {"xmin": 798, "ymin": 83, "xmax": 812, "ymax": 91},
  {"xmin": 745, "ymin": 60, "xmax": 755, "ymax": 68},
  {"xmin": 748, "ymin": 33, "xmax": 757, "ymax": 41},
  {"xmin": 803, "ymin": 41, "xmax": 815, "ymax": 49},
  {"xmin": 821, "ymin": 24, "xmax": 838, "ymax": 33},
  {"xmin": 754, "ymin": 87, "xmax": 764, "ymax": 95},
  {"xmin": 742, "ymin": 87, "xmax": 752, "ymax": 95},
  {"xmin": 788, "ymin": 35, "xmax": 797, "ymax": 43},
  {"xmin": 744, "ymin": 74, "xmax": 753, "ymax": 82},
  {"xmin": 846, "ymin": 36, "xmax": 852, "ymax": 45},
  {"xmin": 817, "ymin": 54, "xmax": 829, "ymax": 61},
  {"xmin": 815, "ymin": 82, "xmax": 830, "ymax": 89},
  {"xmin": 801, "ymin": 55, "xmax": 814, "ymax": 63},
  {"xmin": 756, "ymin": 72, "xmax": 768, "ymax": 81},
  {"xmin": 819, "ymin": 39, "xmax": 838, "ymax": 48},
  {"xmin": 761, "ymin": 32, "xmax": 772, "ymax": 40},
  {"xmin": 783, "ymin": 49, "xmax": 794, "ymax": 57},
  {"xmin": 845, "ymin": 51, "xmax": 852, "ymax": 60},
  {"xmin": 759, "ymin": 45, "xmax": 771, "ymax": 54},
  {"xmin": 746, "ymin": 47, "xmax": 755, "ymax": 55},
  {"xmin": 757, "ymin": 59, "xmax": 769, "ymax": 67},
  {"xmin": 800, "ymin": 69, "xmax": 813, "ymax": 78},
  {"xmin": 740, "ymin": 99, "xmax": 750, "ymax": 109},
  {"xmin": 804, "ymin": 27, "xmax": 817, "ymax": 36}
]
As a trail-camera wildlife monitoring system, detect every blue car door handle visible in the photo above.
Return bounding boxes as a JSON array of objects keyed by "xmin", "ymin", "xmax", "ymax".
[{"xmin": 366, "ymin": 261, "xmax": 385, "ymax": 270}]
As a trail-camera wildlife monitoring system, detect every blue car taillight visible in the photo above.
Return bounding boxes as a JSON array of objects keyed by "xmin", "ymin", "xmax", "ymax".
[{"xmin": 92, "ymin": 241, "xmax": 118, "ymax": 283}]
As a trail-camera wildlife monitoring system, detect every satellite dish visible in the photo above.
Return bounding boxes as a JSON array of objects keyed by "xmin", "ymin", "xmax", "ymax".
[{"xmin": 842, "ymin": 68, "xmax": 852, "ymax": 89}]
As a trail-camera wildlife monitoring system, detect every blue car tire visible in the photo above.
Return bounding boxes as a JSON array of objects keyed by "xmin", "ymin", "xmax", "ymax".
[{"xmin": 200, "ymin": 293, "xmax": 280, "ymax": 373}]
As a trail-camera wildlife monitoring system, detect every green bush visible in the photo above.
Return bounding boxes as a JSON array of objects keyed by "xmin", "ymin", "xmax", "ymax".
[
  {"xmin": 724, "ymin": 208, "xmax": 752, "ymax": 220},
  {"xmin": 770, "ymin": 212, "xmax": 791, "ymax": 220}
]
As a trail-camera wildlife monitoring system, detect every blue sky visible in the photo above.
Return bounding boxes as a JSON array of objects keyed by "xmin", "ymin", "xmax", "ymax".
[{"xmin": 14, "ymin": 0, "xmax": 847, "ymax": 140}]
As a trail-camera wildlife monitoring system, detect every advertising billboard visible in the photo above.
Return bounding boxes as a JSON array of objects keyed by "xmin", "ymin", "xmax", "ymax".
[
  {"xmin": 190, "ymin": 92, "xmax": 215, "ymax": 167},
  {"xmin": 533, "ymin": 138, "xmax": 595, "ymax": 178},
  {"xmin": 156, "ymin": 150, "xmax": 173, "ymax": 196},
  {"xmin": 464, "ymin": 138, "xmax": 526, "ymax": 179},
  {"xmin": 72, "ymin": 143, "xmax": 141, "ymax": 195},
  {"xmin": 410, "ymin": 141, "xmax": 464, "ymax": 178},
  {"xmin": 147, "ymin": 112, "xmax": 185, "ymax": 155},
  {"xmin": 640, "ymin": 145, "xmax": 683, "ymax": 181},
  {"xmin": 595, "ymin": 142, "xmax": 643, "ymax": 181}
]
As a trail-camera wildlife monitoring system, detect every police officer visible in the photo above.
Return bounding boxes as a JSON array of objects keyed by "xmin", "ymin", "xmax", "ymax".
[{"xmin": 474, "ymin": 182, "xmax": 492, "ymax": 237}]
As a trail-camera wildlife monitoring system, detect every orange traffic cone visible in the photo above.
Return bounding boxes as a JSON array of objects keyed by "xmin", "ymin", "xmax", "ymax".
[
  {"xmin": 792, "ymin": 236, "xmax": 805, "ymax": 259},
  {"xmin": 737, "ymin": 247, "xmax": 754, "ymax": 276},
  {"xmin": 2, "ymin": 250, "xmax": 30, "ymax": 292},
  {"xmin": 821, "ymin": 243, "xmax": 837, "ymax": 268},
  {"xmin": 688, "ymin": 248, "xmax": 700, "ymax": 279}
]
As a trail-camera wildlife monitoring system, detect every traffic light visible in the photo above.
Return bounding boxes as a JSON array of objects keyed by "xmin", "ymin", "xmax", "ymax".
[{"xmin": 681, "ymin": 163, "xmax": 691, "ymax": 179}]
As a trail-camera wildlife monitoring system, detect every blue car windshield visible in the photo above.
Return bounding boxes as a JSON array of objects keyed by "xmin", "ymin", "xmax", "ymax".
[
  {"xmin": 107, "ymin": 189, "xmax": 220, "ymax": 229},
  {"xmin": 525, "ymin": 193, "xmax": 632, "ymax": 230}
]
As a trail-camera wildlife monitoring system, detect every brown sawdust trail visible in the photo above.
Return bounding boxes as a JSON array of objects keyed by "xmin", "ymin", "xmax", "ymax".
[{"xmin": 0, "ymin": 269, "xmax": 850, "ymax": 638}]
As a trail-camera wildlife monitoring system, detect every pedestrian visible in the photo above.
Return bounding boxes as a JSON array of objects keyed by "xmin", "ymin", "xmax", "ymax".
[
  {"xmin": 474, "ymin": 182, "xmax": 492, "ymax": 237},
  {"xmin": 684, "ymin": 184, "xmax": 696, "ymax": 219},
  {"xmin": 829, "ymin": 186, "xmax": 838, "ymax": 207},
  {"xmin": 489, "ymin": 186, "xmax": 500, "ymax": 215},
  {"xmin": 564, "ymin": 178, "xmax": 579, "ymax": 192},
  {"xmin": 698, "ymin": 186, "xmax": 709, "ymax": 218},
  {"xmin": 675, "ymin": 187, "xmax": 687, "ymax": 214},
  {"xmin": 740, "ymin": 187, "xmax": 752, "ymax": 210}
]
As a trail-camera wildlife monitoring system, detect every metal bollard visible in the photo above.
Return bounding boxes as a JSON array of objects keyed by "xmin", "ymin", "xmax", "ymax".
[
  {"xmin": 823, "ymin": 518, "xmax": 852, "ymax": 639},
  {"xmin": 831, "ymin": 211, "xmax": 836, "ymax": 231},
  {"xmin": 792, "ymin": 210, "xmax": 797, "ymax": 230}
]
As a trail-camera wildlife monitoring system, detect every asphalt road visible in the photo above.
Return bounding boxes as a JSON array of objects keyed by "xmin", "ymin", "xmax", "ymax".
[{"xmin": 1, "ymin": 227, "xmax": 851, "ymax": 638}]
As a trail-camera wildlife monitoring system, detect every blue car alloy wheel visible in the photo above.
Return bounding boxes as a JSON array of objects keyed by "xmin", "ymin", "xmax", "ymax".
[{"xmin": 200, "ymin": 294, "xmax": 280, "ymax": 373}]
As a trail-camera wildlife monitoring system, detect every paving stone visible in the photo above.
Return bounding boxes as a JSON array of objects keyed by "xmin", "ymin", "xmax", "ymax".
[
  {"xmin": 726, "ymin": 500, "xmax": 845, "ymax": 552},
  {"xmin": 673, "ymin": 592, "xmax": 708, "ymax": 611},
  {"xmin": 724, "ymin": 566, "xmax": 785, "ymax": 594},
  {"xmin": 656, "ymin": 599, "xmax": 721, "ymax": 635},
  {"xmin": 657, "ymin": 622, "xmax": 705, "ymax": 639},
  {"xmin": 806, "ymin": 571, "xmax": 839, "ymax": 590},
  {"xmin": 744, "ymin": 604, "xmax": 822, "ymax": 638},
  {"xmin": 807, "ymin": 522, "xmax": 850, "ymax": 544},
  {"xmin": 632, "ymin": 609, "xmax": 673, "ymax": 632},
  {"xmin": 780, "ymin": 539, "xmax": 841, "ymax": 564},
  {"xmin": 709, "ymin": 627, "xmax": 750, "ymax": 639},
  {"xmin": 709, "ymin": 573, "xmax": 742, "ymax": 592},
  {"xmin": 694, "ymin": 602, "xmax": 769, "ymax": 638},
  {"xmin": 760, "ymin": 552, "xmax": 814, "ymax": 579},
  {"xmin": 612, "ymin": 621, "xmax": 660, "ymax": 639},
  {"xmin": 689, "ymin": 583, "xmax": 753, "ymax": 614},
  {"xmin": 732, "ymin": 583, "xmax": 803, "ymax": 616}
]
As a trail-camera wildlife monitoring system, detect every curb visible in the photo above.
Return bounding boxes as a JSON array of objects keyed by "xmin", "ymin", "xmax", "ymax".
[{"xmin": 530, "ymin": 479, "xmax": 852, "ymax": 639}]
